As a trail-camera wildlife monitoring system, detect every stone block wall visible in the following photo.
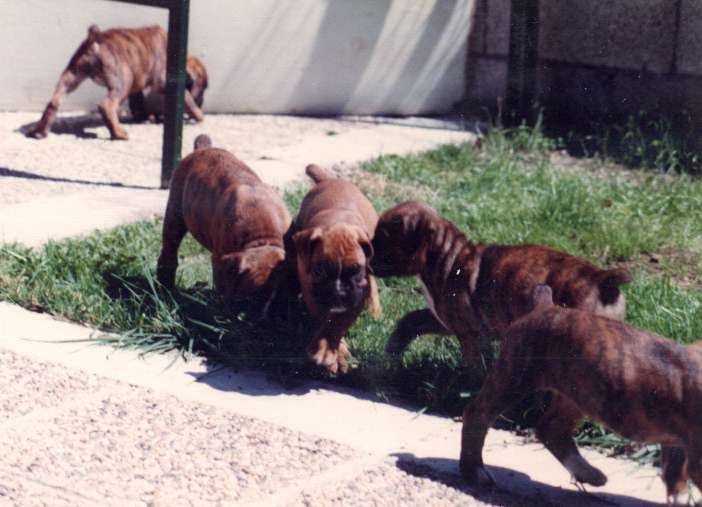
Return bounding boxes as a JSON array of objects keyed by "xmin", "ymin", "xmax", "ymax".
[{"xmin": 467, "ymin": 0, "xmax": 702, "ymax": 125}]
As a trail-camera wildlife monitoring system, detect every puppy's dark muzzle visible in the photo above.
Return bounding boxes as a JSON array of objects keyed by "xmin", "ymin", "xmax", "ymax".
[{"xmin": 314, "ymin": 281, "xmax": 365, "ymax": 314}]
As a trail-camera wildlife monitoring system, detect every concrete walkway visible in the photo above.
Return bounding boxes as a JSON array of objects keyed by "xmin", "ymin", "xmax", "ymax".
[{"xmin": 0, "ymin": 114, "xmax": 672, "ymax": 506}]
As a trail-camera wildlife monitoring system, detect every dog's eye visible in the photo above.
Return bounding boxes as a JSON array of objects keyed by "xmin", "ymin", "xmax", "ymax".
[
  {"xmin": 311, "ymin": 264, "xmax": 326, "ymax": 280},
  {"xmin": 343, "ymin": 263, "xmax": 363, "ymax": 278}
]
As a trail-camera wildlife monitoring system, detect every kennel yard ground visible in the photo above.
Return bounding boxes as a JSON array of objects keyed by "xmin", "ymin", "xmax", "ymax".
[{"xmin": 0, "ymin": 112, "xmax": 670, "ymax": 506}]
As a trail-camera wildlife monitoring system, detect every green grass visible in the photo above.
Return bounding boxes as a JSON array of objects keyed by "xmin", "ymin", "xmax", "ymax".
[{"xmin": 1, "ymin": 123, "xmax": 701, "ymax": 461}]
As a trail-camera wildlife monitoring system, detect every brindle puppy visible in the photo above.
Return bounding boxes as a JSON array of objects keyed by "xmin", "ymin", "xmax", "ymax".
[
  {"xmin": 287, "ymin": 164, "xmax": 381, "ymax": 374},
  {"xmin": 128, "ymin": 55, "xmax": 208, "ymax": 122},
  {"xmin": 460, "ymin": 285, "xmax": 702, "ymax": 506},
  {"xmin": 157, "ymin": 135, "xmax": 291, "ymax": 316},
  {"xmin": 371, "ymin": 201, "xmax": 631, "ymax": 365},
  {"xmin": 26, "ymin": 24, "xmax": 204, "ymax": 140}
]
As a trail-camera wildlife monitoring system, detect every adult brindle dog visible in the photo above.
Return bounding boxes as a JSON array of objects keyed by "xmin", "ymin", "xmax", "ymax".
[
  {"xmin": 26, "ymin": 24, "xmax": 205, "ymax": 140},
  {"xmin": 460, "ymin": 285, "xmax": 702, "ymax": 505},
  {"xmin": 371, "ymin": 201, "xmax": 632, "ymax": 366}
]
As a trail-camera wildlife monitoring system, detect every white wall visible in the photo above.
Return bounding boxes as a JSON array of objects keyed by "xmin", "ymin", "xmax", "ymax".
[{"xmin": 0, "ymin": 0, "xmax": 473, "ymax": 115}]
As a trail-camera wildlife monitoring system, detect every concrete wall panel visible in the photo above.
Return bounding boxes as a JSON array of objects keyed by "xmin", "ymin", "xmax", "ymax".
[
  {"xmin": 484, "ymin": 0, "xmax": 511, "ymax": 56},
  {"xmin": 677, "ymin": 0, "xmax": 702, "ymax": 75},
  {"xmin": 539, "ymin": 0, "xmax": 677, "ymax": 73},
  {"xmin": 466, "ymin": 56, "xmax": 507, "ymax": 107},
  {"xmin": 0, "ymin": 0, "xmax": 474, "ymax": 115}
]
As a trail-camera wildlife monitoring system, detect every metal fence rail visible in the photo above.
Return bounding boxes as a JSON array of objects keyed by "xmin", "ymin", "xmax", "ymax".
[{"xmin": 109, "ymin": 0, "xmax": 190, "ymax": 188}]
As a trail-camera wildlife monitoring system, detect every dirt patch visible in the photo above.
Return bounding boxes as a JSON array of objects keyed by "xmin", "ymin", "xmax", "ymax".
[
  {"xmin": 548, "ymin": 149, "xmax": 685, "ymax": 186},
  {"xmin": 337, "ymin": 163, "xmax": 436, "ymax": 204},
  {"xmin": 614, "ymin": 247, "xmax": 702, "ymax": 290}
]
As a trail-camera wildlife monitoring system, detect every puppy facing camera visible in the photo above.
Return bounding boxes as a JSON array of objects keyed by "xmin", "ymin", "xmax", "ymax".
[{"xmin": 286, "ymin": 164, "xmax": 381, "ymax": 374}]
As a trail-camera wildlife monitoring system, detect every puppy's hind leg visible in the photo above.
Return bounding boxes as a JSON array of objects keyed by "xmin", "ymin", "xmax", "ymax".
[
  {"xmin": 460, "ymin": 336, "xmax": 537, "ymax": 487},
  {"xmin": 386, "ymin": 308, "xmax": 450, "ymax": 356},
  {"xmin": 661, "ymin": 446, "xmax": 689, "ymax": 505},
  {"xmin": 535, "ymin": 394, "xmax": 607, "ymax": 487},
  {"xmin": 27, "ymin": 69, "xmax": 86, "ymax": 138},
  {"xmin": 685, "ymin": 446, "xmax": 702, "ymax": 505},
  {"xmin": 367, "ymin": 275, "xmax": 382, "ymax": 320}
]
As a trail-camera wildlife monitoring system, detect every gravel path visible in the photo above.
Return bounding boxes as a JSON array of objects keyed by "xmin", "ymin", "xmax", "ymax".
[
  {"xmin": 0, "ymin": 345, "xmax": 506, "ymax": 507},
  {"xmin": 0, "ymin": 349, "xmax": 364, "ymax": 507}
]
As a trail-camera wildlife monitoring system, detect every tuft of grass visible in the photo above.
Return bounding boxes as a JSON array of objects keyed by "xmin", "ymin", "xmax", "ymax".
[{"xmin": 0, "ymin": 122, "xmax": 700, "ymax": 462}]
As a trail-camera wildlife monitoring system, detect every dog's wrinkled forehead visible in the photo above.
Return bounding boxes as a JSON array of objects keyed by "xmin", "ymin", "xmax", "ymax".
[{"xmin": 312, "ymin": 226, "xmax": 367, "ymax": 264}]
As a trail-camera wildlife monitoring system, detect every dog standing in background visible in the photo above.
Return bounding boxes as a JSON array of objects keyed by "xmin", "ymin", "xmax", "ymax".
[
  {"xmin": 131, "ymin": 55, "xmax": 208, "ymax": 123},
  {"xmin": 26, "ymin": 24, "xmax": 205, "ymax": 140}
]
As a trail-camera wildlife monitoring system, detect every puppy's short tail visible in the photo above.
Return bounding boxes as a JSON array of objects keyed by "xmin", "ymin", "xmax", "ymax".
[
  {"xmin": 598, "ymin": 268, "xmax": 632, "ymax": 306},
  {"xmin": 306, "ymin": 164, "xmax": 335, "ymax": 183},
  {"xmin": 533, "ymin": 284, "xmax": 553, "ymax": 308},
  {"xmin": 193, "ymin": 134, "xmax": 212, "ymax": 151}
]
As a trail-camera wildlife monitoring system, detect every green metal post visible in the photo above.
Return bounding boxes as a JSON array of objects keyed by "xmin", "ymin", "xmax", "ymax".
[
  {"xmin": 161, "ymin": 0, "xmax": 189, "ymax": 188},
  {"xmin": 504, "ymin": 0, "xmax": 540, "ymax": 126},
  {"xmin": 107, "ymin": 0, "xmax": 189, "ymax": 188}
]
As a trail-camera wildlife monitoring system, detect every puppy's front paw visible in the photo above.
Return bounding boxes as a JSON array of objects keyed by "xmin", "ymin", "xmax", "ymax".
[
  {"xmin": 564, "ymin": 455, "xmax": 607, "ymax": 487},
  {"xmin": 336, "ymin": 338, "xmax": 351, "ymax": 373},
  {"xmin": 308, "ymin": 338, "xmax": 351, "ymax": 374},
  {"xmin": 460, "ymin": 461, "xmax": 495, "ymax": 489},
  {"xmin": 367, "ymin": 276, "xmax": 382, "ymax": 320}
]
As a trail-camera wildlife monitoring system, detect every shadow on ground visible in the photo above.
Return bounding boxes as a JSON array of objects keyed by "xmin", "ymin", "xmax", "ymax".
[
  {"xmin": 16, "ymin": 110, "xmax": 201, "ymax": 141},
  {"xmin": 0, "ymin": 166, "xmax": 157, "ymax": 190},
  {"xmin": 102, "ymin": 271, "xmax": 323, "ymax": 393},
  {"xmin": 18, "ymin": 112, "xmax": 106, "ymax": 139},
  {"xmin": 394, "ymin": 454, "xmax": 666, "ymax": 507}
]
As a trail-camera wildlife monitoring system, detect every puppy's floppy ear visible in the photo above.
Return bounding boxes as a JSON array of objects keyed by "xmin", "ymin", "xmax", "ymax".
[
  {"xmin": 86, "ymin": 25, "xmax": 101, "ymax": 52},
  {"xmin": 293, "ymin": 227, "xmax": 323, "ymax": 272},
  {"xmin": 212, "ymin": 252, "xmax": 244, "ymax": 295},
  {"xmin": 598, "ymin": 268, "xmax": 632, "ymax": 306},
  {"xmin": 353, "ymin": 226, "xmax": 373, "ymax": 261}
]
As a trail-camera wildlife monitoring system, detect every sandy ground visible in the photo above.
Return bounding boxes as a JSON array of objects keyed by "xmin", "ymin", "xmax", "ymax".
[
  {"xmin": 0, "ymin": 111, "xmax": 473, "ymax": 205},
  {"xmin": 0, "ymin": 112, "xmax": 357, "ymax": 205}
]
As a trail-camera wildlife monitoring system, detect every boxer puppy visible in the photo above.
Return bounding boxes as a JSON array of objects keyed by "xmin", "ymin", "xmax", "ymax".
[
  {"xmin": 371, "ymin": 201, "xmax": 631, "ymax": 365},
  {"xmin": 157, "ymin": 135, "xmax": 291, "ymax": 316},
  {"xmin": 130, "ymin": 55, "xmax": 208, "ymax": 122},
  {"xmin": 26, "ymin": 24, "xmax": 204, "ymax": 140},
  {"xmin": 459, "ymin": 285, "xmax": 702, "ymax": 506},
  {"xmin": 288, "ymin": 164, "xmax": 381, "ymax": 374}
]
